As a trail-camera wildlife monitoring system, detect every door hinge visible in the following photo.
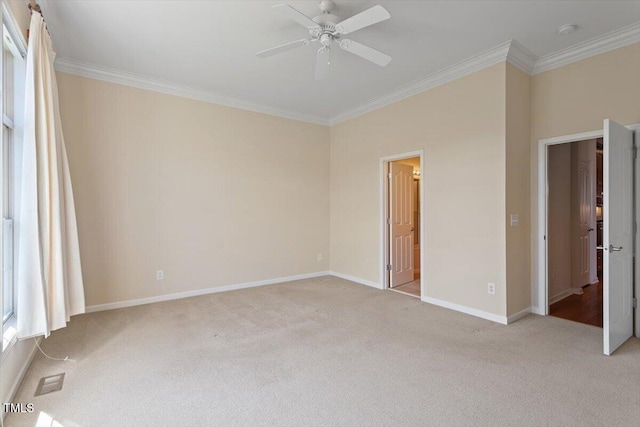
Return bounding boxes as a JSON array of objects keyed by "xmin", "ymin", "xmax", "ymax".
[
  {"xmin": 633, "ymin": 297, "xmax": 637, "ymax": 309},
  {"xmin": 386, "ymin": 264, "xmax": 392, "ymax": 271},
  {"xmin": 633, "ymin": 146, "xmax": 638, "ymax": 160},
  {"xmin": 387, "ymin": 218, "xmax": 391, "ymax": 225},
  {"xmin": 388, "ymin": 173, "xmax": 392, "ymax": 179}
]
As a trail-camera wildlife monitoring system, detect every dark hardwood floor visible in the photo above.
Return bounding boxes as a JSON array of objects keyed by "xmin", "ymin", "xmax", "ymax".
[{"xmin": 549, "ymin": 280, "xmax": 603, "ymax": 328}]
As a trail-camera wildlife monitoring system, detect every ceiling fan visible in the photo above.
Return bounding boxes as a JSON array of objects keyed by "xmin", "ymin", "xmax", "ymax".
[{"xmin": 256, "ymin": 0, "xmax": 391, "ymax": 80}]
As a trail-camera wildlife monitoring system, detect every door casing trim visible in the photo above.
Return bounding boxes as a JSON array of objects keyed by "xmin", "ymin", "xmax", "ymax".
[
  {"xmin": 380, "ymin": 150, "xmax": 425, "ymax": 296},
  {"xmin": 535, "ymin": 123, "xmax": 640, "ymax": 338}
]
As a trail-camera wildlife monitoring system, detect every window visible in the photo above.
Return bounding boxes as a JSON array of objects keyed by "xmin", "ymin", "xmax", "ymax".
[
  {"xmin": 1, "ymin": 18, "xmax": 25, "ymax": 350},
  {"xmin": 2, "ymin": 30, "xmax": 15, "ymax": 325}
]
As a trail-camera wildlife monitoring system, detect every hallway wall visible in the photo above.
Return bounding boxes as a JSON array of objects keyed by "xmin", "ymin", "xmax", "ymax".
[{"xmin": 547, "ymin": 143, "xmax": 572, "ymax": 301}]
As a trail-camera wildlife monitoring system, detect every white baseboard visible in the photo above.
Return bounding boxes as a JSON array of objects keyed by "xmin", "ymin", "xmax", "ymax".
[
  {"xmin": 507, "ymin": 307, "xmax": 532, "ymax": 324},
  {"xmin": 329, "ymin": 271, "xmax": 383, "ymax": 289},
  {"xmin": 330, "ymin": 272, "xmax": 510, "ymax": 324},
  {"xmin": 86, "ymin": 271, "xmax": 330, "ymax": 313},
  {"xmin": 421, "ymin": 296, "xmax": 508, "ymax": 325},
  {"xmin": 3, "ymin": 337, "xmax": 40, "ymax": 414},
  {"xmin": 548, "ymin": 288, "xmax": 584, "ymax": 305}
]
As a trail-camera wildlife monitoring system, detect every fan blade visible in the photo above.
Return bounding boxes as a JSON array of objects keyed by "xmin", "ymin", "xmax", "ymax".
[
  {"xmin": 257, "ymin": 39, "xmax": 310, "ymax": 58},
  {"xmin": 335, "ymin": 5, "xmax": 390, "ymax": 35},
  {"xmin": 339, "ymin": 39, "xmax": 391, "ymax": 66},
  {"xmin": 274, "ymin": 4, "xmax": 321, "ymax": 30},
  {"xmin": 315, "ymin": 48, "xmax": 331, "ymax": 80}
]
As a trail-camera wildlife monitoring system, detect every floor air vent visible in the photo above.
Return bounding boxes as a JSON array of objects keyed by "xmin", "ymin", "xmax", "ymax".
[{"xmin": 35, "ymin": 373, "xmax": 65, "ymax": 396}]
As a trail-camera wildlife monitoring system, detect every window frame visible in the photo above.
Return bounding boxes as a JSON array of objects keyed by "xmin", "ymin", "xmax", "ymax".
[
  {"xmin": 1, "ymin": 6, "xmax": 26, "ymax": 356},
  {"xmin": 2, "ymin": 33, "xmax": 16, "ymax": 326}
]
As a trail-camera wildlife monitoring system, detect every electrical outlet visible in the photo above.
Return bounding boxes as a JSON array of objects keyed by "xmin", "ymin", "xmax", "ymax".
[
  {"xmin": 488, "ymin": 282, "xmax": 496, "ymax": 295},
  {"xmin": 156, "ymin": 270, "xmax": 164, "ymax": 280},
  {"xmin": 317, "ymin": 253, "xmax": 323, "ymax": 262}
]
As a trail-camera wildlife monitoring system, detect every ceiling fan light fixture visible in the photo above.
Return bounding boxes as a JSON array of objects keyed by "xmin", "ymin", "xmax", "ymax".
[
  {"xmin": 257, "ymin": 2, "xmax": 392, "ymax": 79},
  {"xmin": 320, "ymin": 33, "xmax": 333, "ymax": 46}
]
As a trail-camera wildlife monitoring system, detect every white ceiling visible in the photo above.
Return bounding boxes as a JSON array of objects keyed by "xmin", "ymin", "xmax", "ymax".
[{"xmin": 40, "ymin": 1, "xmax": 640, "ymax": 122}]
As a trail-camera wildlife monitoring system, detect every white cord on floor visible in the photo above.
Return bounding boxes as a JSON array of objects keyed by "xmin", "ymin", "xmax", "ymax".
[{"xmin": 33, "ymin": 337, "xmax": 78, "ymax": 371}]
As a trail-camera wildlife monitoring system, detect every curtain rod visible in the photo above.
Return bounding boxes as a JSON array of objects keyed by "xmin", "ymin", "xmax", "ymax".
[
  {"xmin": 28, "ymin": 0, "xmax": 42, "ymax": 15},
  {"xmin": 27, "ymin": 0, "xmax": 47, "ymax": 38}
]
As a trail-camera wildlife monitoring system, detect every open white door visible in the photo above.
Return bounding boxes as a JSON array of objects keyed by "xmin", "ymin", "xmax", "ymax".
[
  {"xmin": 603, "ymin": 119, "xmax": 634, "ymax": 355},
  {"xmin": 389, "ymin": 162, "xmax": 414, "ymax": 287}
]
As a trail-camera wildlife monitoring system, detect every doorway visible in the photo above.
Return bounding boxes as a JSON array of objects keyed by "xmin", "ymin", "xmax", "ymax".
[
  {"xmin": 546, "ymin": 138, "xmax": 602, "ymax": 327},
  {"xmin": 537, "ymin": 120, "xmax": 639, "ymax": 356},
  {"xmin": 381, "ymin": 152, "xmax": 423, "ymax": 299}
]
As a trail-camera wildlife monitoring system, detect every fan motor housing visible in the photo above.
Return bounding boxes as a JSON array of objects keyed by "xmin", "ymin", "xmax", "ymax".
[
  {"xmin": 312, "ymin": 1, "xmax": 339, "ymax": 37},
  {"xmin": 310, "ymin": 19, "xmax": 338, "ymax": 40},
  {"xmin": 313, "ymin": 14, "xmax": 338, "ymax": 27}
]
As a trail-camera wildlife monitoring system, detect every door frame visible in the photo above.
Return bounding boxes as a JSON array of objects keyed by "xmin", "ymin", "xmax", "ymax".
[
  {"xmin": 535, "ymin": 124, "xmax": 639, "ymax": 337},
  {"xmin": 380, "ymin": 150, "xmax": 425, "ymax": 297}
]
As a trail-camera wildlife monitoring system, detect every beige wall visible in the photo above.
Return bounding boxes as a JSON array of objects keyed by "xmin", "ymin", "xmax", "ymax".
[
  {"xmin": 505, "ymin": 63, "xmax": 531, "ymax": 316},
  {"xmin": 547, "ymin": 143, "xmax": 571, "ymax": 299},
  {"xmin": 6, "ymin": 0, "xmax": 29, "ymax": 36},
  {"xmin": 56, "ymin": 72, "xmax": 330, "ymax": 307},
  {"xmin": 31, "ymin": 42, "xmax": 640, "ymax": 319},
  {"xmin": 7, "ymin": 19, "xmax": 638, "ymax": 328},
  {"xmin": 330, "ymin": 64, "xmax": 507, "ymax": 316},
  {"xmin": 330, "ymin": 43, "xmax": 640, "ymax": 318},
  {"xmin": 530, "ymin": 42, "xmax": 640, "ymax": 310}
]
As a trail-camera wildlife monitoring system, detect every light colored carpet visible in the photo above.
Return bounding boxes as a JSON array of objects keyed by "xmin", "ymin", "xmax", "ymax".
[{"xmin": 6, "ymin": 276, "xmax": 640, "ymax": 427}]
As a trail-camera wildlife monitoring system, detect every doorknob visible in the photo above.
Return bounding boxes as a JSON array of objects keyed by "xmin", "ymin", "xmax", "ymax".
[
  {"xmin": 588, "ymin": 228, "xmax": 595, "ymax": 232},
  {"xmin": 610, "ymin": 245, "xmax": 623, "ymax": 252},
  {"xmin": 411, "ymin": 227, "xmax": 415, "ymax": 232}
]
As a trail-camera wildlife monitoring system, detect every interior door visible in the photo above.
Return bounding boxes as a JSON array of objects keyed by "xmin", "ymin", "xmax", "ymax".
[
  {"xmin": 603, "ymin": 119, "xmax": 634, "ymax": 355},
  {"xmin": 576, "ymin": 159, "xmax": 593, "ymax": 287},
  {"xmin": 389, "ymin": 162, "xmax": 414, "ymax": 287}
]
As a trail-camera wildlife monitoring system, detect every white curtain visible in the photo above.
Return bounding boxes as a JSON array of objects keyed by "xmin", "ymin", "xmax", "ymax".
[{"xmin": 17, "ymin": 11, "xmax": 84, "ymax": 339}]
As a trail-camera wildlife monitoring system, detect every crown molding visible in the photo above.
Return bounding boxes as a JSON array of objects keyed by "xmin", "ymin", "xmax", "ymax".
[
  {"xmin": 329, "ymin": 40, "xmax": 513, "ymax": 125},
  {"xmin": 532, "ymin": 22, "xmax": 640, "ymax": 75},
  {"xmin": 54, "ymin": 58, "xmax": 330, "ymax": 126},
  {"xmin": 52, "ymin": 20, "xmax": 640, "ymax": 128},
  {"xmin": 506, "ymin": 40, "xmax": 537, "ymax": 74},
  {"xmin": 330, "ymin": 23, "xmax": 640, "ymax": 124}
]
